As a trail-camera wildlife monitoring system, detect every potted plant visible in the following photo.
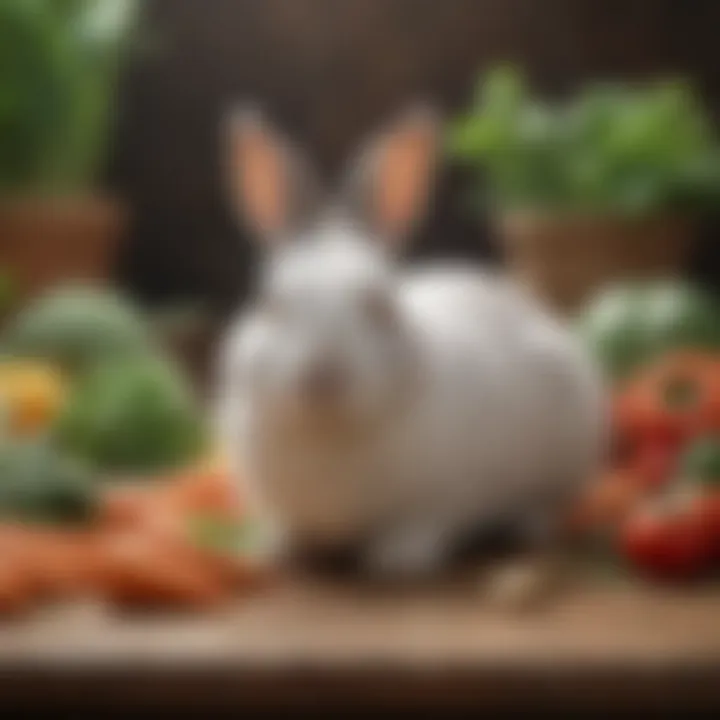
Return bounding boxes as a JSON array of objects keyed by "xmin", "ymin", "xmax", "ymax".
[
  {"xmin": 0, "ymin": 0, "xmax": 141, "ymax": 310},
  {"xmin": 447, "ymin": 66, "xmax": 720, "ymax": 314}
]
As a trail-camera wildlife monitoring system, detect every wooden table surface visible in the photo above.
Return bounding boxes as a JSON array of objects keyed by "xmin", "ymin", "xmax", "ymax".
[{"xmin": 0, "ymin": 571, "xmax": 719, "ymax": 710}]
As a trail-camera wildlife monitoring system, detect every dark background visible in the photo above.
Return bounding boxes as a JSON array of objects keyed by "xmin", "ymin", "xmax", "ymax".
[{"xmin": 108, "ymin": 0, "xmax": 720, "ymax": 316}]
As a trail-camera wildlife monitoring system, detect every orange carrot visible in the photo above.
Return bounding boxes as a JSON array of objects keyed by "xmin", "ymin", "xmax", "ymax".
[
  {"xmin": 100, "ymin": 485, "xmax": 153, "ymax": 526},
  {"xmin": 161, "ymin": 470, "xmax": 243, "ymax": 518},
  {"xmin": 0, "ymin": 527, "xmax": 99, "ymax": 600},
  {"xmin": 95, "ymin": 529, "xmax": 229, "ymax": 610},
  {"xmin": 0, "ymin": 561, "xmax": 33, "ymax": 616},
  {"xmin": 100, "ymin": 470, "xmax": 242, "ymax": 530},
  {"xmin": 33, "ymin": 529, "xmax": 102, "ymax": 598},
  {"xmin": 0, "ymin": 525, "xmax": 39, "ymax": 615}
]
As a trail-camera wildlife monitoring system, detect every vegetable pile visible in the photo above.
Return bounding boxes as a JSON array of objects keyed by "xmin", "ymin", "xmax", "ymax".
[
  {"xmin": 573, "ymin": 279, "xmax": 720, "ymax": 582},
  {"xmin": 0, "ymin": 466, "xmax": 268, "ymax": 616},
  {"xmin": 0, "ymin": 282, "xmax": 268, "ymax": 616},
  {"xmin": 0, "ymin": 282, "xmax": 207, "ymax": 474}
]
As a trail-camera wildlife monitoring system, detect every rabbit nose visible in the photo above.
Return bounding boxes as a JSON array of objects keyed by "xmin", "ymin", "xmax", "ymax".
[{"xmin": 300, "ymin": 362, "xmax": 346, "ymax": 401}]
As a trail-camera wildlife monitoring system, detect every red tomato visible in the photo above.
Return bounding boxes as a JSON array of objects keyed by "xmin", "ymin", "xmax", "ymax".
[
  {"xmin": 688, "ymin": 492, "xmax": 720, "ymax": 562},
  {"xmin": 631, "ymin": 440, "xmax": 680, "ymax": 490},
  {"xmin": 620, "ymin": 500, "xmax": 713, "ymax": 581},
  {"xmin": 616, "ymin": 353, "xmax": 720, "ymax": 453},
  {"xmin": 567, "ymin": 469, "xmax": 647, "ymax": 534}
]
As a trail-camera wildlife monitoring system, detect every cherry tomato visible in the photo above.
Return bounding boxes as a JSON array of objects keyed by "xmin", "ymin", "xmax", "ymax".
[{"xmin": 620, "ymin": 499, "xmax": 713, "ymax": 581}]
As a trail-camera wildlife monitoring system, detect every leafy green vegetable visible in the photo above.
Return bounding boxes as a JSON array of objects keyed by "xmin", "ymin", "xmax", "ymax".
[
  {"xmin": 448, "ymin": 66, "xmax": 720, "ymax": 216},
  {"xmin": 0, "ymin": 0, "xmax": 140, "ymax": 193},
  {"xmin": 55, "ymin": 354, "xmax": 207, "ymax": 474},
  {"xmin": 577, "ymin": 279, "xmax": 720, "ymax": 381},
  {"xmin": 0, "ymin": 282, "xmax": 154, "ymax": 374},
  {"xmin": 0, "ymin": 437, "xmax": 97, "ymax": 524}
]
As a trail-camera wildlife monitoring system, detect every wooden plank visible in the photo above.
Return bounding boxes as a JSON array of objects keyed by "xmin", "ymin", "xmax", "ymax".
[{"xmin": 0, "ymin": 577, "xmax": 718, "ymax": 709}]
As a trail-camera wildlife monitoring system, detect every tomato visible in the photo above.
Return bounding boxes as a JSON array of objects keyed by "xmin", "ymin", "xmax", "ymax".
[
  {"xmin": 617, "ymin": 352, "xmax": 720, "ymax": 451},
  {"xmin": 620, "ymin": 498, "xmax": 713, "ymax": 581},
  {"xmin": 688, "ymin": 492, "xmax": 720, "ymax": 562},
  {"xmin": 631, "ymin": 440, "xmax": 679, "ymax": 490},
  {"xmin": 566, "ymin": 469, "xmax": 646, "ymax": 535}
]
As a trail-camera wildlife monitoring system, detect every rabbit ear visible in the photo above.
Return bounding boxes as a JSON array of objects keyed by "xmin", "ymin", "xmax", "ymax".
[
  {"xmin": 225, "ymin": 106, "xmax": 323, "ymax": 245},
  {"xmin": 340, "ymin": 105, "xmax": 440, "ymax": 250}
]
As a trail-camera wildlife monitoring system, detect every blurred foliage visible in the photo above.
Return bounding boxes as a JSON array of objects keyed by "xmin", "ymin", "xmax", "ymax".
[
  {"xmin": 0, "ymin": 0, "xmax": 140, "ymax": 193},
  {"xmin": 55, "ymin": 354, "xmax": 208, "ymax": 475},
  {"xmin": 0, "ymin": 283, "xmax": 153, "ymax": 375},
  {"xmin": 577, "ymin": 279, "xmax": 720, "ymax": 381},
  {"xmin": 188, "ymin": 514, "xmax": 256, "ymax": 555},
  {"xmin": 0, "ymin": 436, "xmax": 97, "ymax": 525},
  {"xmin": 448, "ymin": 65, "xmax": 720, "ymax": 216},
  {"xmin": 0, "ymin": 269, "xmax": 15, "ymax": 314}
]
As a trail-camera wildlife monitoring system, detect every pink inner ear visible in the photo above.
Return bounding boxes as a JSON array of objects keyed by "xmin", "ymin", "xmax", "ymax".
[
  {"xmin": 234, "ymin": 124, "xmax": 288, "ymax": 238},
  {"xmin": 374, "ymin": 122, "xmax": 436, "ymax": 240}
]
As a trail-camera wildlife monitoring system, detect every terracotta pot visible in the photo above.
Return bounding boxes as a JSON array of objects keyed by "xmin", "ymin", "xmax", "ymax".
[
  {"xmin": 495, "ymin": 212, "xmax": 694, "ymax": 315},
  {"xmin": 0, "ymin": 195, "xmax": 127, "ymax": 311}
]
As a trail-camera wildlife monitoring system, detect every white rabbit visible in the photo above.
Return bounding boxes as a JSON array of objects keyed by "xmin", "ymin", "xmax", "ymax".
[{"xmin": 215, "ymin": 105, "xmax": 608, "ymax": 581}]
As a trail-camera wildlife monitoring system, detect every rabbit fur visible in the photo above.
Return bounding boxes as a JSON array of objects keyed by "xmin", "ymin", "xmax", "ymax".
[{"xmin": 215, "ymin": 106, "xmax": 608, "ymax": 578}]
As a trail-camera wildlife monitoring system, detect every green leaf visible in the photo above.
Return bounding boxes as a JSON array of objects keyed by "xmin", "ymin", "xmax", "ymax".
[
  {"xmin": 445, "ymin": 66, "xmax": 720, "ymax": 215},
  {"xmin": 0, "ymin": 0, "xmax": 141, "ymax": 192}
]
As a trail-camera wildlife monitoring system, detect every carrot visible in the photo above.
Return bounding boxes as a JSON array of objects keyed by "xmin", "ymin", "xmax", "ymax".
[
  {"xmin": 161, "ymin": 470, "xmax": 243, "ymax": 518},
  {"xmin": 0, "ymin": 527, "xmax": 100, "ymax": 600},
  {"xmin": 99, "ymin": 484, "xmax": 160, "ymax": 531},
  {"xmin": 100, "ymin": 470, "xmax": 241, "ymax": 531},
  {"xmin": 96, "ymin": 529, "xmax": 230, "ymax": 610},
  {"xmin": 0, "ymin": 525, "xmax": 39, "ymax": 615},
  {"xmin": 94, "ymin": 469, "xmax": 259, "ymax": 609},
  {"xmin": 0, "ymin": 561, "xmax": 33, "ymax": 616},
  {"xmin": 33, "ymin": 530, "xmax": 102, "ymax": 598},
  {"xmin": 184, "ymin": 540, "xmax": 272, "ymax": 592}
]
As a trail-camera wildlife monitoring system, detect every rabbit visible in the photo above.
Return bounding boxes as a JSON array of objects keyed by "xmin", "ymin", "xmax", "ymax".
[{"xmin": 214, "ymin": 105, "xmax": 609, "ymax": 589}]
